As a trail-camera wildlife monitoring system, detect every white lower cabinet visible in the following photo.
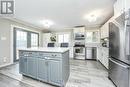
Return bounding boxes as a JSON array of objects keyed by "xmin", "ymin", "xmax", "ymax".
[{"xmin": 98, "ymin": 47, "xmax": 109, "ymax": 69}]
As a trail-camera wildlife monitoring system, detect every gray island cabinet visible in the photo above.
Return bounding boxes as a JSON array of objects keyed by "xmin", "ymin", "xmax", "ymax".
[{"xmin": 19, "ymin": 47, "xmax": 70, "ymax": 87}]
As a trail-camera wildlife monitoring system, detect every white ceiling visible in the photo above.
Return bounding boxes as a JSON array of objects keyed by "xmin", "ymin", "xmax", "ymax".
[{"xmin": 13, "ymin": 0, "xmax": 115, "ymax": 30}]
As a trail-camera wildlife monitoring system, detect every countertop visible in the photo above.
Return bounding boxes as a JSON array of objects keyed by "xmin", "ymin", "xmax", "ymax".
[
  {"xmin": 85, "ymin": 43, "xmax": 101, "ymax": 47},
  {"xmin": 18, "ymin": 47, "xmax": 69, "ymax": 53}
]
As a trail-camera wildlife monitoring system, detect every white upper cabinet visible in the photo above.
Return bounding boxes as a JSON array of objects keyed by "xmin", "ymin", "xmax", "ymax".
[
  {"xmin": 100, "ymin": 23, "xmax": 109, "ymax": 38},
  {"xmin": 100, "ymin": 17, "xmax": 114, "ymax": 39},
  {"xmin": 101, "ymin": 0, "xmax": 130, "ymax": 39},
  {"xmin": 114, "ymin": 0, "xmax": 125, "ymax": 17},
  {"xmin": 73, "ymin": 27, "xmax": 85, "ymax": 33},
  {"xmin": 114, "ymin": 0, "xmax": 130, "ymax": 18},
  {"xmin": 125, "ymin": 0, "xmax": 130, "ymax": 11},
  {"xmin": 100, "ymin": 21, "xmax": 110, "ymax": 38}
]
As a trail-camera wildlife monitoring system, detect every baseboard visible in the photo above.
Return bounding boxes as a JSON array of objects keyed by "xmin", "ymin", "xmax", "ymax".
[
  {"xmin": 85, "ymin": 59, "xmax": 97, "ymax": 61},
  {"xmin": 98, "ymin": 60, "xmax": 108, "ymax": 70},
  {"xmin": 0, "ymin": 63, "xmax": 13, "ymax": 68},
  {"xmin": 108, "ymin": 77, "xmax": 117, "ymax": 87},
  {"xmin": 73, "ymin": 58, "xmax": 97, "ymax": 61}
]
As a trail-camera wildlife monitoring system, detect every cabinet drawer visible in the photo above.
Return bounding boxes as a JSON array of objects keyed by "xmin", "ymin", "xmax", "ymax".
[
  {"xmin": 43, "ymin": 53, "xmax": 62, "ymax": 58},
  {"xmin": 19, "ymin": 51, "xmax": 39, "ymax": 57}
]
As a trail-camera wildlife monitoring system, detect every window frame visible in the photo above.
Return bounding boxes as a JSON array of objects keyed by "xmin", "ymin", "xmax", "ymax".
[
  {"xmin": 86, "ymin": 30, "xmax": 100, "ymax": 43},
  {"xmin": 31, "ymin": 33, "xmax": 39, "ymax": 47},
  {"xmin": 57, "ymin": 33, "xmax": 70, "ymax": 43},
  {"xmin": 13, "ymin": 27, "xmax": 39, "ymax": 62}
]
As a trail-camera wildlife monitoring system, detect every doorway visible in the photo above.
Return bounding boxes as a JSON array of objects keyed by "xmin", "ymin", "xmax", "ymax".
[{"xmin": 13, "ymin": 27, "xmax": 39, "ymax": 62}]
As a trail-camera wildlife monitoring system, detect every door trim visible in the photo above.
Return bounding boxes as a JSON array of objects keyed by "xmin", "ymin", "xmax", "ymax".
[{"xmin": 11, "ymin": 25, "xmax": 40, "ymax": 63}]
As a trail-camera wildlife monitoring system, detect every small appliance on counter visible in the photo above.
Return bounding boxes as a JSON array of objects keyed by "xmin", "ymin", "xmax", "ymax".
[{"xmin": 101, "ymin": 37, "xmax": 109, "ymax": 47}]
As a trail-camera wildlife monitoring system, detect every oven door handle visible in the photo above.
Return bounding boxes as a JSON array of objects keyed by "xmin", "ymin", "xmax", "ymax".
[{"xmin": 109, "ymin": 58, "xmax": 130, "ymax": 69}]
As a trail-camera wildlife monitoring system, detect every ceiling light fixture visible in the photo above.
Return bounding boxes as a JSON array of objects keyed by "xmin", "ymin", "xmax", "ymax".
[
  {"xmin": 41, "ymin": 20, "xmax": 54, "ymax": 28},
  {"xmin": 87, "ymin": 14, "xmax": 97, "ymax": 22},
  {"xmin": 84, "ymin": 10, "xmax": 102, "ymax": 22}
]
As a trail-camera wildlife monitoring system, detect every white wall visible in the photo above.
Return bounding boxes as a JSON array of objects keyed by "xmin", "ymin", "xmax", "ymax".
[
  {"xmin": 114, "ymin": 0, "xmax": 130, "ymax": 18},
  {"xmin": 0, "ymin": 18, "xmax": 43, "ymax": 67}
]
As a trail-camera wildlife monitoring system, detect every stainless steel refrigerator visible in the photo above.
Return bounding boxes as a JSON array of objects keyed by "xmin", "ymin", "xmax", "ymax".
[{"xmin": 109, "ymin": 9, "xmax": 130, "ymax": 87}]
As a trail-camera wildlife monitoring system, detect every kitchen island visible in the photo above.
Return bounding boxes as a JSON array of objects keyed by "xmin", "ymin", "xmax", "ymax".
[{"xmin": 19, "ymin": 47, "xmax": 70, "ymax": 87}]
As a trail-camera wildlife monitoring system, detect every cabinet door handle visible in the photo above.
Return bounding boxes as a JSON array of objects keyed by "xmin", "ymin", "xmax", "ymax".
[
  {"xmin": 125, "ymin": 24, "xmax": 130, "ymax": 57},
  {"xmin": 44, "ymin": 57, "xmax": 48, "ymax": 60},
  {"xmin": 47, "ymin": 57, "xmax": 51, "ymax": 60},
  {"xmin": 44, "ymin": 57, "xmax": 51, "ymax": 60}
]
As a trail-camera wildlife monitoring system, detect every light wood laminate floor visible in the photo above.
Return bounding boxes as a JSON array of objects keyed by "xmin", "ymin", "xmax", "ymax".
[{"xmin": 0, "ymin": 59, "xmax": 115, "ymax": 87}]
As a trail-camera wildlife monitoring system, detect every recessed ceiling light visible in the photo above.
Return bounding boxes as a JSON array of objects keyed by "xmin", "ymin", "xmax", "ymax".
[{"xmin": 41, "ymin": 20, "xmax": 54, "ymax": 28}]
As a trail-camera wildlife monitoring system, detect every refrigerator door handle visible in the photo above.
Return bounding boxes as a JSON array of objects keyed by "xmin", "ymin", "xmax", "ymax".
[
  {"xmin": 109, "ymin": 58, "xmax": 130, "ymax": 69},
  {"xmin": 125, "ymin": 21, "xmax": 130, "ymax": 56}
]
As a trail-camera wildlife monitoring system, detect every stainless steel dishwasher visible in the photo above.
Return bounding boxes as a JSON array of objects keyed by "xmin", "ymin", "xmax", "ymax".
[{"xmin": 85, "ymin": 47, "xmax": 97, "ymax": 60}]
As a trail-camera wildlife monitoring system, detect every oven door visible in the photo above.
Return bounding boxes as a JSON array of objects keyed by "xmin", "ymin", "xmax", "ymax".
[
  {"xmin": 75, "ymin": 47, "xmax": 85, "ymax": 54},
  {"xmin": 109, "ymin": 58, "xmax": 130, "ymax": 87},
  {"xmin": 74, "ymin": 47, "xmax": 85, "ymax": 59}
]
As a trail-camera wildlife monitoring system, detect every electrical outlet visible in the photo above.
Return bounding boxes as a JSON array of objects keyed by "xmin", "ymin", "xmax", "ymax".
[{"xmin": 3, "ymin": 57, "xmax": 7, "ymax": 63}]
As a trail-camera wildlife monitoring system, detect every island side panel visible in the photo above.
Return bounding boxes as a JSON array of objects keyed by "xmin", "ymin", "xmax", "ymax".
[
  {"xmin": 19, "ymin": 50, "xmax": 28, "ymax": 75},
  {"xmin": 62, "ymin": 50, "xmax": 70, "ymax": 86}
]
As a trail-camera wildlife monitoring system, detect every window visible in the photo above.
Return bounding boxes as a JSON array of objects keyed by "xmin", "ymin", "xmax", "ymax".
[
  {"xmin": 14, "ymin": 28, "xmax": 39, "ymax": 62},
  {"xmin": 16, "ymin": 30, "xmax": 27, "ymax": 48},
  {"xmin": 31, "ymin": 33, "xmax": 39, "ymax": 47},
  {"xmin": 86, "ymin": 31, "xmax": 100, "ymax": 43},
  {"xmin": 58, "ymin": 34, "xmax": 64, "ymax": 43},
  {"xmin": 64, "ymin": 34, "xmax": 69, "ymax": 42},
  {"xmin": 58, "ymin": 34, "xmax": 69, "ymax": 43}
]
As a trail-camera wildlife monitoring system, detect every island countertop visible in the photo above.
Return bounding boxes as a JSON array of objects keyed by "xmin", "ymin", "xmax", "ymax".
[{"xmin": 18, "ymin": 47, "xmax": 69, "ymax": 53}]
